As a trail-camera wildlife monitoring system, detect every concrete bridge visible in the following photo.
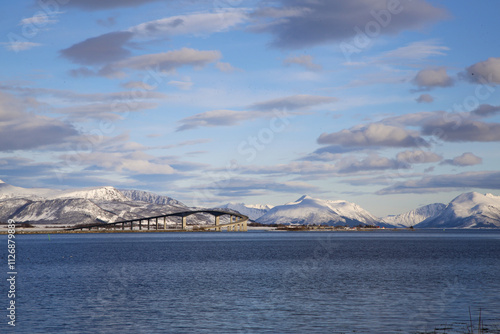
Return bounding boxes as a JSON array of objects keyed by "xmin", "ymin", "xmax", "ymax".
[{"xmin": 66, "ymin": 209, "xmax": 248, "ymax": 232}]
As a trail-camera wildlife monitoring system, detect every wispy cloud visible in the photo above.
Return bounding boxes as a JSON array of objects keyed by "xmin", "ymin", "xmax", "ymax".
[
  {"xmin": 377, "ymin": 171, "xmax": 500, "ymax": 194},
  {"xmin": 249, "ymin": 94, "xmax": 336, "ymax": 111},
  {"xmin": 2, "ymin": 41, "xmax": 42, "ymax": 51},
  {"xmin": 177, "ymin": 94, "xmax": 336, "ymax": 131},
  {"xmin": 99, "ymin": 47, "xmax": 221, "ymax": 77},
  {"xmin": 380, "ymin": 40, "xmax": 449, "ymax": 61}
]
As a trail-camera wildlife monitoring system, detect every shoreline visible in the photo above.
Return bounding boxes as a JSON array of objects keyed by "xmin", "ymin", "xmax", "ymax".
[{"xmin": 1, "ymin": 225, "xmax": 498, "ymax": 235}]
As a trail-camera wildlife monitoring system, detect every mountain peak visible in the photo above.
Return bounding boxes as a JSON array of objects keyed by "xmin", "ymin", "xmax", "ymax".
[{"xmin": 451, "ymin": 191, "xmax": 499, "ymax": 205}]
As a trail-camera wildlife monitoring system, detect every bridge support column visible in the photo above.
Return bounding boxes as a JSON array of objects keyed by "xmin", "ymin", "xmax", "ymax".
[
  {"xmin": 147, "ymin": 219, "xmax": 150, "ymax": 230},
  {"xmin": 182, "ymin": 216, "xmax": 187, "ymax": 230},
  {"xmin": 139, "ymin": 220, "xmax": 142, "ymax": 230},
  {"xmin": 122, "ymin": 222, "xmax": 125, "ymax": 231},
  {"xmin": 215, "ymin": 216, "xmax": 220, "ymax": 231},
  {"xmin": 163, "ymin": 217, "xmax": 167, "ymax": 230},
  {"xmin": 155, "ymin": 217, "xmax": 158, "ymax": 230},
  {"xmin": 131, "ymin": 221, "xmax": 134, "ymax": 230}
]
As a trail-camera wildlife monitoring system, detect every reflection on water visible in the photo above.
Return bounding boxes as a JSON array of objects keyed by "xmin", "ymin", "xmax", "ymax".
[{"xmin": 6, "ymin": 230, "xmax": 500, "ymax": 333}]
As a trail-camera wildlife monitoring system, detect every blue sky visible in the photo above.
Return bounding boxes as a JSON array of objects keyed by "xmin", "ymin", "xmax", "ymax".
[{"xmin": 1, "ymin": 0, "xmax": 500, "ymax": 216}]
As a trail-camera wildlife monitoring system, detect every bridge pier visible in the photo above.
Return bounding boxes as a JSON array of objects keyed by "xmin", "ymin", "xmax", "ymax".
[
  {"xmin": 182, "ymin": 216, "xmax": 187, "ymax": 230},
  {"xmin": 215, "ymin": 216, "xmax": 220, "ymax": 231},
  {"xmin": 163, "ymin": 217, "xmax": 167, "ymax": 230},
  {"xmin": 155, "ymin": 217, "xmax": 158, "ymax": 230}
]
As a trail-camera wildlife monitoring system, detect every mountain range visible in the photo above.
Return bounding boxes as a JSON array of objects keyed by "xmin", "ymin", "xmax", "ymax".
[
  {"xmin": 1, "ymin": 179, "xmax": 499, "ymax": 228},
  {"xmin": 0, "ymin": 180, "xmax": 190, "ymax": 226}
]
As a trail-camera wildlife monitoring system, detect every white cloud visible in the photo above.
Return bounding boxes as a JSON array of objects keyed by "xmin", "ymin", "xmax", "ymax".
[
  {"xmin": 413, "ymin": 67, "xmax": 453, "ymax": 89},
  {"xmin": 396, "ymin": 150, "xmax": 442, "ymax": 164},
  {"xmin": 441, "ymin": 152, "xmax": 482, "ymax": 167},
  {"xmin": 416, "ymin": 94, "xmax": 434, "ymax": 103},
  {"xmin": 463, "ymin": 57, "xmax": 500, "ymax": 84},
  {"xmin": 318, "ymin": 123, "xmax": 427, "ymax": 148}
]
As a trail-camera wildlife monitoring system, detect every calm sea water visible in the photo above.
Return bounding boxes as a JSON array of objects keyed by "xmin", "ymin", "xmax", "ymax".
[{"xmin": 2, "ymin": 230, "xmax": 500, "ymax": 333}]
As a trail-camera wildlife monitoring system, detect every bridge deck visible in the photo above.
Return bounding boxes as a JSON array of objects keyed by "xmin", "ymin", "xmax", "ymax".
[{"xmin": 66, "ymin": 209, "xmax": 248, "ymax": 232}]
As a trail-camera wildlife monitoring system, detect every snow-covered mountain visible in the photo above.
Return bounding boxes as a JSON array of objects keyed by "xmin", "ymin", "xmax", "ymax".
[
  {"xmin": 217, "ymin": 203, "xmax": 274, "ymax": 221},
  {"xmin": 0, "ymin": 180, "xmax": 189, "ymax": 226},
  {"xmin": 416, "ymin": 192, "xmax": 500, "ymax": 228},
  {"xmin": 382, "ymin": 203, "xmax": 446, "ymax": 228},
  {"xmin": 256, "ymin": 195, "xmax": 379, "ymax": 226}
]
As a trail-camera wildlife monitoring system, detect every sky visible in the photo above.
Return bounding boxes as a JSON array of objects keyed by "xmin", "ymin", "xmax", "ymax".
[{"xmin": 1, "ymin": 0, "xmax": 500, "ymax": 217}]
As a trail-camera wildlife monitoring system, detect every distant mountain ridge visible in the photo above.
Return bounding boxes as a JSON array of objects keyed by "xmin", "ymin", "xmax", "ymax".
[{"xmin": 216, "ymin": 203, "xmax": 273, "ymax": 221}]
